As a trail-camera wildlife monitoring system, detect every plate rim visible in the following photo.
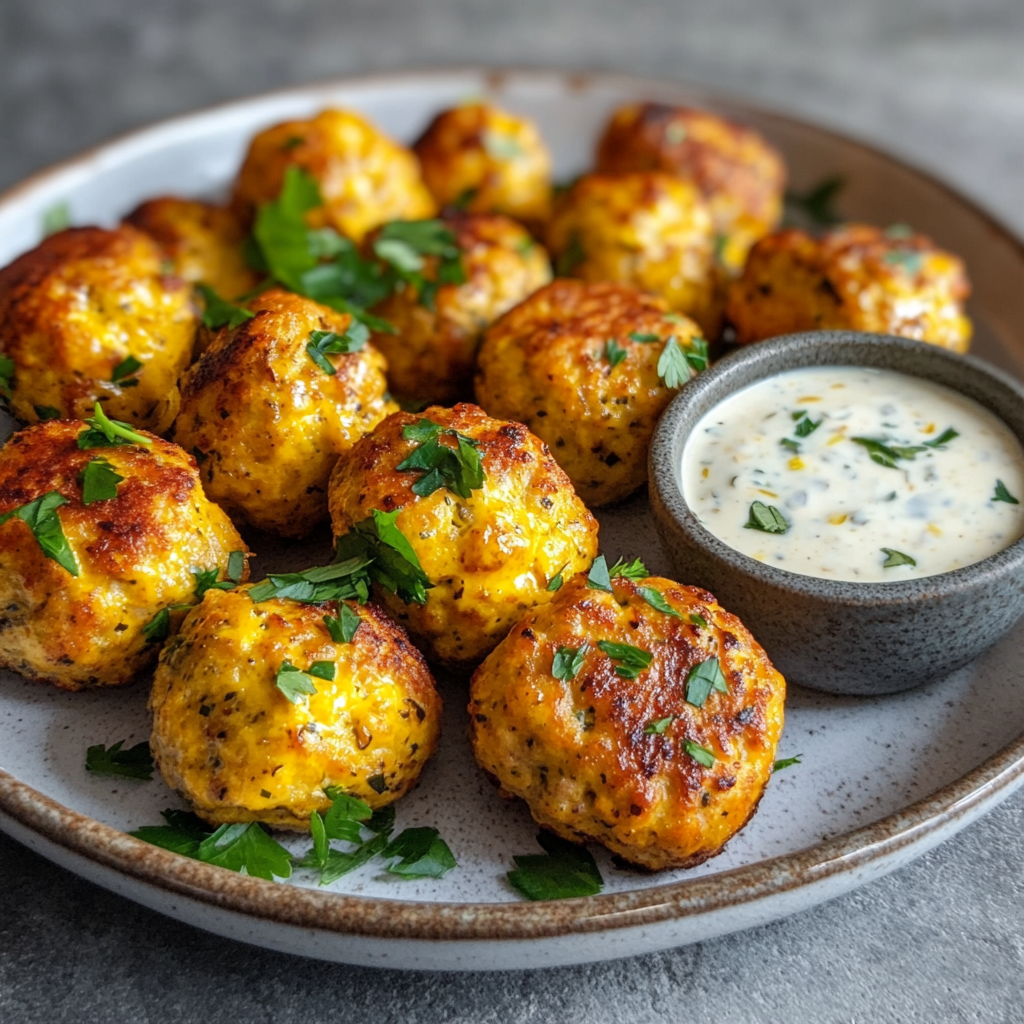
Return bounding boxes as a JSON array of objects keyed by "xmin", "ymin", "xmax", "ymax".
[{"xmin": 2, "ymin": 65, "xmax": 1024, "ymax": 943}]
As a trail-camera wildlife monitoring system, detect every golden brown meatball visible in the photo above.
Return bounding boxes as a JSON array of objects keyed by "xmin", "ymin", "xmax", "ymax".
[
  {"xmin": 414, "ymin": 103, "xmax": 552, "ymax": 226},
  {"xmin": 328, "ymin": 403, "xmax": 599, "ymax": 671},
  {"xmin": 125, "ymin": 197, "xmax": 259, "ymax": 301},
  {"xmin": 725, "ymin": 223, "xmax": 973, "ymax": 352},
  {"xmin": 0, "ymin": 419, "xmax": 247, "ymax": 691},
  {"xmin": 231, "ymin": 108, "xmax": 436, "ymax": 242},
  {"xmin": 368, "ymin": 212, "xmax": 552, "ymax": 405},
  {"xmin": 150, "ymin": 587, "xmax": 441, "ymax": 829},
  {"xmin": 475, "ymin": 280, "xmax": 706, "ymax": 507},
  {"xmin": 469, "ymin": 572, "xmax": 786, "ymax": 870},
  {"xmin": 546, "ymin": 171, "xmax": 723, "ymax": 338},
  {"xmin": 0, "ymin": 226, "xmax": 197, "ymax": 430},
  {"xmin": 596, "ymin": 103, "xmax": 786, "ymax": 274},
  {"xmin": 173, "ymin": 287, "xmax": 395, "ymax": 538}
]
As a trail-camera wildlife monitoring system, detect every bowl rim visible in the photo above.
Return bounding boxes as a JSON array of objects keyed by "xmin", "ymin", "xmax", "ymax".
[
  {"xmin": 649, "ymin": 331, "xmax": 1024, "ymax": 607},
  {"xmin": 4, "ymin": 66, "xmax": 1024, "ymax": 947}
]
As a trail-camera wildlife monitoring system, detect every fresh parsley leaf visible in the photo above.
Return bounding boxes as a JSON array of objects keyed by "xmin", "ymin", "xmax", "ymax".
[
  {"xmin": 780, "ymin": 437, "xmax": 801, "ymax": 454},
  {"xmin": 547, "ymin": 564, "xmax": 567, "ymax": 591},
  {"xmin": 397, "ymin": 418, "xmax": 486, "ymax": 499},
  {"xmin": 253, "ymin": 165, "xmax": 323, "ymax": 292},
  {"xmin": 586, "ymin": 554, "xmax": 612, "ymax": 592},
  {"xmin": 684, "ymin": 739, "xmax": 716, "ymax": 768},
  {"xmin": 322, "ymin": 787, "xmax": 374, "ymax": 844},
  {"xmin": 130, "ymin": 809, "xmax": 209, "ymax": 857},
  {"xmin": 382, "ymin": 827, "xmax": 457, "ymax": 879},
  {"xmin": 684, "ymin": 657, "xmax": 728, "ymax": 708},
  {"xmin": 308, "ymin": 660, "xmax": 336, "ymax": 681},
  {"xmin": 110, "ymin": 355, "xmax": 142, "ymax": 386},
  {"xmin": 637, "ymin": 586, "xmax": 680, "ymax": 618},
  {"xmin": 644, "ymin": 716, "xmax": 674, "ymax": 735},
  {"xmin": 372, "ymin": 220, "xmax": 465, "ymax": 312},
  {"xmin": 993, "ymin": 479, "xmax": 1020, "ymax": 504},
  {"xmin": 784, "ymin": 175, "xmax": 845, "ymax": 226},
  {"xmin": 196, "ymin": 283, "xmax": 255, "ymax": 330},
  {"xmin": 596, "ymin": 640, "xmax": 653, "ymax": 680},
  {"xmin": 773, "ymin": 755, "xmax": 803, "ymax": 772},
  {"xmin": 656, "ymin": 337, "xmax": 691, "ymax": 389},
  {"xmin": 318, "ymin": 833, "xmax": 389, "ymax": 884},
  {"xmin": 85, "ymin": 740, "xmax": 154, "ymax": 780},
  {"xmin": 34, "ymin": 405, "xmax": 61, "ymax": 420},
  {"xmin": 227, "ymin": 550, "xmax": 245, "ymax": 584},
  {"xmin": 275, "ymin": 660, "xmax": 318, "ymax": 703},
  {"xmin": 851, "ymin": 436, "xmax": 926, "ymax": 469},
  {"xmin": 793, "ymin": 413, "xmax": 821, "ymax": 438},
  {"xmin": 0, "ymin": 356, "xmax": 14, "ymax": 396},
  {"xmin": 881, "ymin": 547, "xmax": 916, "ymax": 568},
  {"xmin": 191, "ymin": 565, "xmax": 233, "ymax": 599},
  {"xmin": 552, "ymin": 644, "xmax": 588, "ymax": 681},
  {"xmin": 305, "ymin": 323, "xmax": 369, "ymax": 375},
  {"xmin": 555, "ymin": 233, "xmax": 586, "ymax": 276},
  {"xmin": 603, "ymin": 338, "xmax": 627, "ymax": 368},
  {"xmin": 744, "ymin": 501, "xmax": 788, "ymax": 534},
  {"xmin": 77, "ymin": 402, "xmax": 152, "ymax": 449},
  {"xmin": 324, "ymin": 604, "xmax": 361, "ymax": 643},
  {"xmin": 142, "ymin": 608, "xmax": 171, "ymax": 644},
  {"xmin": 79, "ymin": 457, "xmax": 123, "ymax": 504},
  {"xmin": 197, "ymin": 822, "xmax": 293, "ymax": 881},
  {"xmin": 609, "ymin": 556, "xmax": 648, "ymax": 581},
  {"xmin": 0, "ymin": 491, "xmax": 78, "ymax": 576},
  {"xmin": 924, "ymin": 427, "xmax": 959, "ymax": 449},
  {"xmin": 680, "ymin": 337, "xmax": 710, "ymax": 373},
  {"xmin": 507, "ymin": 832, "xmax": 603, "ymax": 901},
  {"xmin": 248, "ymin": 554, "xmax": 373, "ymax": 604},
  {"xmin": 364, "ymin": 804, "xmax": 396, "ymax": 836},
  {"xmin": 42, "ymin": 202, "xmax": 71, "ymax": 236},
  {"xmin": 308, "ymin": 808, "xmax": 330, "ymax": 872},
  {"xmin": 628, "ymin": 332, "xmax": 661, "ymax": 344}
]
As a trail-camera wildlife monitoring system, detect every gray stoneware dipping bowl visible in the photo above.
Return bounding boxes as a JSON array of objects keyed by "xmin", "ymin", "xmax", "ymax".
[{"xmin": 648, "ymin": 331, "xmax": 1024, "ymax": 696}]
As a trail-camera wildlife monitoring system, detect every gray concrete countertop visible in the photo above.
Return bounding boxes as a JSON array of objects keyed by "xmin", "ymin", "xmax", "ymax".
[{"xmin": 2, "ymin": 1, "xmax": 1024, "ymax": 1020}]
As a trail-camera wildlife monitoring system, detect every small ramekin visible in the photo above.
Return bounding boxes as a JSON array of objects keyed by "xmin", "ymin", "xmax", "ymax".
[{"xmin": 649, "ymin": 331, "xmax": 1024, "ymax": 695}]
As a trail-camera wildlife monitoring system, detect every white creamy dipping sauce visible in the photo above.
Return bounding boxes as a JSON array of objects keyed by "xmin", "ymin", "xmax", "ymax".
[{"xmin": 682, "ymin": 366, "xmax": 1024, "ymax": 582}]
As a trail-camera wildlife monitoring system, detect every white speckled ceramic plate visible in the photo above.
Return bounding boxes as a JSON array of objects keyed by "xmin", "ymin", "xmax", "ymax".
[{"xmin": 3, "ymin": 69, "xmax": 1024, "ymax": 972}]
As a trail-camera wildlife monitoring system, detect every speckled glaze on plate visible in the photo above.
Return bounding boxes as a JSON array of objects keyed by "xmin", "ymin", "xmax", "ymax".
[
  {"xmin": 4, "ymin": 70, "xmax": 1024, "ymax": 971},
  {"xmin": 649, "ymin": 332, "xmax": 1024, "ymax": 696}
]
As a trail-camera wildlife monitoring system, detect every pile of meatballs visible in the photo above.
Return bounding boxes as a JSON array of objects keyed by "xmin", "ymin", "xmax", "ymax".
[{"xmin": 0, "ymin": 98, "xmax": 970, "ymax": 874}]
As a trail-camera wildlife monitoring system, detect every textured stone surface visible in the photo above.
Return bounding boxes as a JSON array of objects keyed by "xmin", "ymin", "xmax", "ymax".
[{"xmin": 3, "ymin": 0, "xmax": 1024, "ymax": 1019}]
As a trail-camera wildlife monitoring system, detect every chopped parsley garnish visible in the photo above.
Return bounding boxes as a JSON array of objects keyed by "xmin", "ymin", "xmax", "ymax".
[
  {"xmin": 324, "ymin": 604, "xmax": 361, "ymax": 643},
  {"xmin": 198, "ymin": 822, "xmax": 294, "ymax": 880},
  {"xmin": 628, "ymin": 332, "xmax": 661, "ymax": 344},
  {"xmin": 110, "ymin": 355, "xmax": 142, "ymax": 387},
  {"xmin": 596, "ymin": 640, "xmax": 653, "ymax": 680},
  {"xmin": 684, "ymin": 740, "xmax": 716, "ymax": 768},
  {"xmin": 773, "ymin": 755, "xmax": 803, "ymax": 772},
  {"xmin": 644, "ymin": 716, "xmax": 674, "ymax": 735},
  {"xmin": 555, "ymin": 234, "xmax": 586, "ymax": 276},
  {"xmin": 603, "ymin": 338, "xmax": 628, "ymax": 368},
  {"xmin": 507, "ymin": 832, "xmax": 603, "ymax": 901},
  {"xmin": 85, "ymin": 740, "xmax": 154, "ymax": 780},
  {"xmin": 684, "ymin": 657, "xmax": 728, "ymax": 708},
  {"xmin": 547, "ymin": 564, "xmax": 567, "ymax": 591},
  {"xmin": 656, "ymin": 337, "xmax": 692, "ymax": 389},
  {"xmin": 308, "ymin": 660, "xmax": 336, "ymax": 681},
  {"xmin": 34, "ymin": 405, "xmax": 61, "ymax": 420},
  {"xmin": 636, "ymin": 586, "xmax": 680, "ymax": 618},
  {"xmin": 609, "ymin": 556, "xmax": 648, "ymax": 581},
  {"xmin": 79, "ymin": 457, "xmax": 123, "ymax": 504},
  {"xmin": 77, "ymin": 402, "xmax": 152, "ymax": 449},
  {"xmin": 0, "ymin": 491, "xmax": 78, "ymax": 576},
  {"xmin": 690, "ymin": 612, "xmax": 708, "ymax": 628},
  {"xmin": 142, "ymin": 608, "xmax": 171, "ymax": 644},
  {"xmin": 993, "ymin": 479, "xmax": 1020, "ymax": 504},
  {"xmin": 295, "ymin": 789, "xmax": 391, "ymax": 885},
  {"xmin": 196, "ymin": 283, "xmax": 255, "ymax": 330},
  {"xmin": 248, "ymin": 554, "xmax": 373, "ymax": 604},
  {"xmin": 382, "ymin": 827, "xmax": 457, "ymax": 878},
  {"xmin": 372, "ymin": 219, "xmax": 466, "ymax": 311},
  {"xmin": 924, "ymin": 427, "xmax": 959, "ymax": 449},
  {"xmin": 397, "ymin": 418, "xmax": 485, "ymax": 498},
  {"xmin": 780, "ymin": 438, "xmax": 800, "ymax": 454},
  {"xmin": 227, "ymin": 550, "xmax": 245, "ymax": 583},
  {"xmin": 42, "ymin": 201, "xmax": 71, "ymax": 236},
  {"xmin": 275, "ymin": 660, "xmax": 319, "ymax": 703},
  {"xmin": 851, "ymin": 436, "xmax": 926, "ymax": 468},
  {"xmin": 784, "ymin": 175, "xmax": 845, "ymax": 226},
  {"xmin": 0, "ymin": 356, "xmax": 15, "ymax": 398},
  {"xmin": 130, "ymin": 809, "xmax": 210, "ymax": 858},
  {"xmin": 881, "ymin": 547, "xmax": 916, "ymax": 568},
  {"xmin": 191, "ymin": 565, "xmax": 235, "ymax": 599},
  {"xmin": 744, "ymin": 500, "xmax": 788, "ymax": 534},
  {"xmin": 585, "ymin": 554, "xmax": 612, "ymax": 592},
  {"xmin": 552, "ymin": 644, "xmax": 588, "ymax": 681},
  {"xmin": 793, "ymin": 412, "xmax": 821, "ymax": 438},
  {"xmin": 305, "ymin": 323, "xmax": 369, "ymax": 374}
]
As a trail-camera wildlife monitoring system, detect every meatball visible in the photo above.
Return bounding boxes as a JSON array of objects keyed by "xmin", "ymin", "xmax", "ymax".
[
  {"xmin": 173, "ymin": 287, "xmax": 396, "ymax": 538},
  {"xmin": 328, "ymin": 403, "xmax": 599, "ymax": 671},
  {"xmin": 595, "ymin": 103, "xmax": 786, "ymax": 273},
  {"xmin": 125, "ymin": 197, "xmax": 259, "ymax": 300},
  {"xmin": 0, "ymin": 225, "xmax": 197, "ymax": 430},
  {"xmin": 475, "ymin": 280, "xmax": 705, "ymax": 506},
  {"xmin": 546, "ymin": 171, "xmax": 723, "ymax": 338},
  {"xmin": 150, "ymin": 588, "xmax": 441, "ymax": 829},
  {"xmin": 368, "ymin": 212, "xmax": 552, "ymax": 405},
  {"xmin": 725, "ymin": 223, "xmax": 973, "ymax": 352},
  {"xmin": 231, "ymin": 108, "xmax": 436, "ymax": 242},
  {"xmin": 414, "ymin": 103, "xmax": 552, "ymax": 226},
  {"xmin": 469, "ymin": 572, "xmax": 786, "ymax": 870},
  {"xmin": 0, "ymin": 419, "xmax": 247, "ymax": 691}
]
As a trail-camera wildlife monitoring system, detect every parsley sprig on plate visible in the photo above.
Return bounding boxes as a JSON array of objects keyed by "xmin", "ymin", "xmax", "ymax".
[
  {"xmin": 397, "ymin": 418, "xmax": 486, "ymax": 499},
  {"xmin": 507, "ymin": 832, "xmax": 603, "ymax": 901},
  {"xmin": 85, "ymin": 740, "xmax": 154, "ymax": 780}
]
